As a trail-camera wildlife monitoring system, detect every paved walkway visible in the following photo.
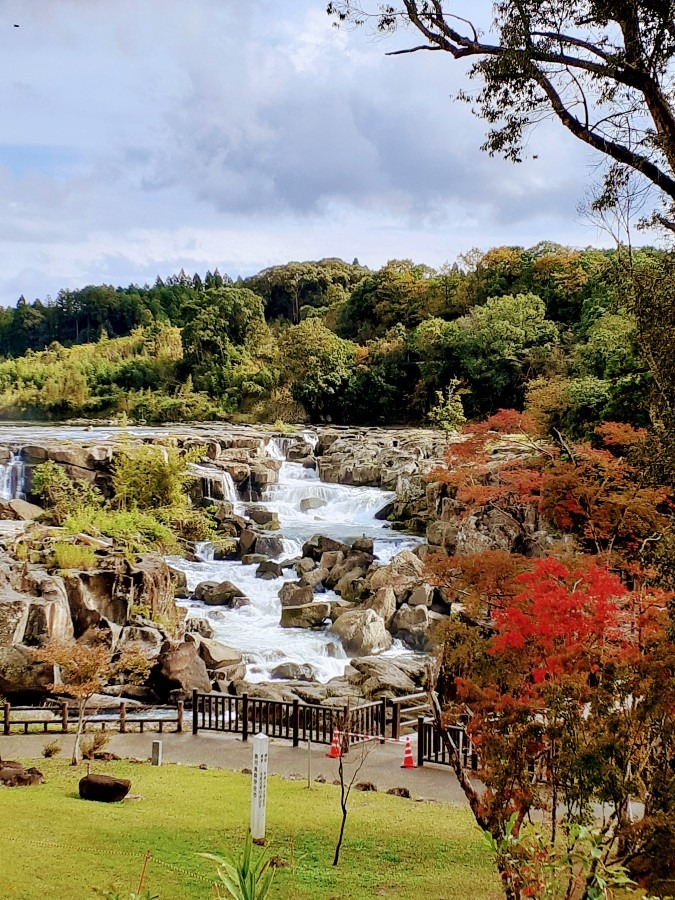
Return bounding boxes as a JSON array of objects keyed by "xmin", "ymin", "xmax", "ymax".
[{"xmin": 1, "ymin": 729, "xmax": 469, "ymax": 804}]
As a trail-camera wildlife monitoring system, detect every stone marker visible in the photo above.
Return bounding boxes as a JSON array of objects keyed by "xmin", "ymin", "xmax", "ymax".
[
  {"xmin": 250, "ymin": 733, "xmax": 269, "ymax": 843},
  {"xmin": 151, "ymin": 740, "xmax": 162, "ymax": 767}
]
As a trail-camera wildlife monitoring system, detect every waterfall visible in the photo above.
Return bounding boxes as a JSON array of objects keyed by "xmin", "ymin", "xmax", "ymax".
[
  {"xmin": 172, "ymin": 456, "xmax": 422, "ymax": 681},
  {"xmin": 0, "ymin": 452, "xmax": 26, "ymax": 501},
  {"xmin": 191, "ymin": 464, "xmax": 240, "ymax": 507}
]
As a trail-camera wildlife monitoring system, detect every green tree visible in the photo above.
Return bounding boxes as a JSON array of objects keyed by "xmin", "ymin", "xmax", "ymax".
[
  {"xmin": 281, "ymin": 318, "xmax": 357, "ymax": 422},
  {"xmin": 328, "ymin": 2, "xmax": 675, "ymax": 228}
]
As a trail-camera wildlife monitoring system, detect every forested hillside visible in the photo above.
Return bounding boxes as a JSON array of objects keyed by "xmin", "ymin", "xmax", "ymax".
[{"xmin": 0, "ymin": 245, "xmax": 654, "ymax": 431}]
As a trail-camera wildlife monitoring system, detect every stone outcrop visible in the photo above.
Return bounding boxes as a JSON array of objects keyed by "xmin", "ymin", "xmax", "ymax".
[
  {"xmin": 149, "ymin": 639, "xmax": 211, "ymax": 701},
  {"xmin": 328, "ymin": 609, "xmax": 392, "ymax": 656}
]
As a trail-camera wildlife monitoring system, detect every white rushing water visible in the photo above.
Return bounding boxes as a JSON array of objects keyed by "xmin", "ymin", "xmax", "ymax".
[
  {"xmin": 171, "ymin": 438, "xmax": 421, "ymax": 682},
  {"xmin": 0, "ymin": 452, "xmax": 26, "ymax": 500}
]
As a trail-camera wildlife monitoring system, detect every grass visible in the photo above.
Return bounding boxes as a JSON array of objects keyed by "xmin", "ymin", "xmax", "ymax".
[
  {"xmin": 2, "ymin": 759, "xmax": 501, "ymax": 900},
  {"xmin": 52, "ymin": 541, "xmax": 97, "ymax": 570}
]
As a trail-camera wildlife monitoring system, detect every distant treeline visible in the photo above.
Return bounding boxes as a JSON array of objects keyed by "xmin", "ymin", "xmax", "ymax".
[{"xmin": 0, "ymin": 244, "xmax": 658, "ymax": 432}]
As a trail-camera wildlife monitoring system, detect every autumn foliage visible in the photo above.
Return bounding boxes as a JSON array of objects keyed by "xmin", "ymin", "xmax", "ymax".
[{"xmin": 426, "ymin": 411, "xmax": 675, "ymax": 896}]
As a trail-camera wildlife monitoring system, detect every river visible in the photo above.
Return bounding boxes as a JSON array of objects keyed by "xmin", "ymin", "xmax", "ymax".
[{"xmin": 0, "ymin": 426, "xmax": 420, "ymax": 684}]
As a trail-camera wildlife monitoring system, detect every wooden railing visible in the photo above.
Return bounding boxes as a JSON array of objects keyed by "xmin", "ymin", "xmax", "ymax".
[
  {"xmin": 192, "ymin": 691, "xmax": 387, "ymax": 748},
  {"xmin": 390, "ymin": 692, "xmax": 432, "ymax": 739},
  {"xmin": 416, "ymin": 716, "xmax": 477, "ymax": 770},
  {"xmin": 2, "ymin": 701, "xmax": 183, "ymax": 736}
]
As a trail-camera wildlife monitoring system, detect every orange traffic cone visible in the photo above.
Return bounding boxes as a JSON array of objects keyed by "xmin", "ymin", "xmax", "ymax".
[
  {"xmin": 401, "ymin": 736, "xmax": 416, "ymax": 769},
  {"xmin": 326, "ymin": 728, "xmax": 342, "ymax": 759}
]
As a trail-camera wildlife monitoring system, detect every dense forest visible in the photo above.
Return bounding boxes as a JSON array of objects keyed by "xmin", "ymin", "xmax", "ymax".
[{"xmin": 0, "ymin": 244, "xmax": 656, "ymax": 434}]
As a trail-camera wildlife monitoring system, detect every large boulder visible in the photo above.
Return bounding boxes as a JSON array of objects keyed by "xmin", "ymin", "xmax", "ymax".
[
  {"xmin": 391, "ymin": 604, "xmax": 430, "ymax": 651},
  {"xmin": 255, "ymin": 535, "xmax": 284, "ymax": 557},
  {"xmin": 79, "ymin": 774, "xmax": 130, "ymax": 803},
  {"xmin": 0, "ymin": 499, "xmax": 45, "ymax": 521},
  {"xmin": 328, "ymin": 609, "xmax": 392, "ymax": 656},
  {"xmin": 363, "ymin": 586, "xmax": 397, "ymax": 629},
  {"xmin": 185, "ymin": 617, "xmax": 214, "ymax": 639},
  {"xmin": 194, "ymin": 580, "xmax": 247, "ymax": 607},
  {"xmin": 302, "ymin": 535, "xmax": 351, "ymax": 562},
  {"xmin": 117, "ymin": 624, "xmax": 164, "ymax": 659},
  {"xmin": 347, "ymin": 657, "xmax": 417, "ymax": 699},
  {"xmin": 0, "ymin": 645, "xmax": 55, "ymax": 696},
  {"xmin": 280, "ymin": 603, "xmax": 332, "ymax": 629},
  {"xmin": 149, "ymin": 640, "xmax": 211, "ymax": 701},
  {"xmin": 367, "ymin": 550, "xmax": 425, "ymax": 601},
  {"xmin": 278, "ymin": 582, "xmax": 314, "ymax": 608},
  {"xmin": 270, "ymin": 662, "xmax": 317, "ymax": 681}
]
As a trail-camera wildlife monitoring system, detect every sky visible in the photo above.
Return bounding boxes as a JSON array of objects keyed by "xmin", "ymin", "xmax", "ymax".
[{"xmin": 0, "ymin": 0, "xmax": 650, "ymax": 307}]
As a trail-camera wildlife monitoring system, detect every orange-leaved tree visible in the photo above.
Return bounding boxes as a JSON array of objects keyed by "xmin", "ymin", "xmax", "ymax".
[{"xmin": 34, "ymin": 638, "xmax": 150, "ymax": 765}]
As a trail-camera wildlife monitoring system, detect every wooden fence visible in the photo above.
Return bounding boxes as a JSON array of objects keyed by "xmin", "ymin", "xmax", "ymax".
[
  {"xmin": 2, "ymin": 701, "xmax": 184, "ymax": 736},
  {"xmin": 192, "ymin": 690, "xmax": 387, "ymax": 748},
  {"xmin": 416, "ymin": 716, "xmax": 477, "ymax": 770}
]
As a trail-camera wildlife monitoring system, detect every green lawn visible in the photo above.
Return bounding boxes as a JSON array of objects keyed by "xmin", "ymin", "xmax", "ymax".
[{"xmin": 1, "ymin": 759, "xmax": 500, "ymax": 900}]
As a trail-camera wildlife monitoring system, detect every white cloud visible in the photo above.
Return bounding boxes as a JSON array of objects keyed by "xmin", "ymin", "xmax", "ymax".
[{"xmin": 0, "ymin": 0, "xmax": 643, "ymax": 306}]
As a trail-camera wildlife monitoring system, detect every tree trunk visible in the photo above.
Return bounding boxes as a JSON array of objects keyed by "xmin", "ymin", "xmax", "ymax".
[{"xmin": 71, "ymin": 700, "xmax": 86, "ymax": 766}]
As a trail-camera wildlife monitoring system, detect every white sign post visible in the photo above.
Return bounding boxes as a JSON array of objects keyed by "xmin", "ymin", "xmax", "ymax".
[{"xmin": 250, "ymin": 733, "xmax": 269, "ymax": 843}]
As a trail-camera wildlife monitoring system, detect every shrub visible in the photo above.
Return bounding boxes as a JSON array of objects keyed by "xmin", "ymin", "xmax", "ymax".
[
  {"xmin": 63, "ymin": 508, "xmax": 179, "ymax": 555},
  {"xmin": 42, "ymin": 740, "xmax": 62, "ymax": 758},
  {"xmin": 52, "ymin": 542, "xmax": 97, "ymax": 571},
  {"xmin": 111, "ymin": 442, "xmax": 203, "ymax": 513},
  {"xmin": 81, "ymin": 731, "xmax": 110, "ymax": 760},
  {"xmin": 32, "ymin": 461, "xmax": 102, "ymax": 524}
]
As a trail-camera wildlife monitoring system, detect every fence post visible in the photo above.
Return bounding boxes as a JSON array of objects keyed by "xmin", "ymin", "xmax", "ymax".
[
  {"xmin": 417, "ymin": 716, "xmax": 425, "ymax": 768},
  {"xmin": 176, "ymin": 700, "xmax": 184, "ymax": 733},
  {"xmin": 342, "ymin": 704, "xmax": 349, "ymax": 755},
  {"xmin": 61, "ymin": 701, "xmax": 68, "ymax": 734},
  {"xmin": 391, "ymin": 702, "xmax": 400, "ymax": 741},
  {"xmin": 3, "ymin": 701, "xmax": 9, "ymax": 736},
  {"xmin": 380, "ymin": 698, "xmax": 387, "ymax": 744},
  {"xmin": 119, "ymin": 702, "xmax": 126, "ymax": 734},
  {"xmin": 292, "ymin": 699, "xmax": 299, "ymax": 748},
  {"xmin": 192, "ymin": 689, "xmax": 199, "ymax": 735},
  {"xmin": 242, "ymin": 693, "xmax": 249, "ymax": 742}
]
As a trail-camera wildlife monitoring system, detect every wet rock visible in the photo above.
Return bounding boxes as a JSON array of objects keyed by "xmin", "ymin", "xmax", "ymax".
[
  {"xmin": 299, "ymin": 567, "xmax": 329, "ymax": 591},
  {"xmin": 300, "ymin": 497, "xmax": 327, "ymax": 513},
  {"xmin": 270, "ymin": 662, "xmax": 317, "ymax": 681},
  {"xmin": 328, "ymin": 609, "xmax": 392, "ymax": 656},
  {"xmin": 255, "ymin": 535, "xmax": 284, "ymax": 558},
  {"xmin": 294, "ymin": 557, "xmax": 316, "ymax": 575},
  {"xmin": 238, "ymin": 529, "xmax": 257, "ymax": 557},
  {"xmin": 367, "ymin": 550, "xmax": 425, "ymax": 601},
  {"xmin": 241, "ymin": 553, "xmax": 267, "ymax": 565},
  {"xmin": 185, "ymin": 617, "xmax": 215, "ymax": 639},
  {"xmin": 302, "ymin": 534, "xmax": 351, "ymax": 562},
  {"xmin": 246, "ymin": 508, "xmax": 280, "ymax": 529},
  {"xmin": 280, "ymin": 602, "xmax": 331, "ymax": 628},
  {"xmin": 333, "ymin": 569, "xmax": 366, "ymax": 603},
  {"xmin": 149, "ymin": 639, "xmax": 211, "ymax": 701},
  {"xmin": 319, "ymin": 550, "xmax": 344, "ymax": 571},
  {"xmin": 278, "ymin": 582, "xmax": 314, "ymax": 608},
  {"xmin": 391, "ymin": 604, "xmax": 430, "ymax": 652},
  {"xmin": 194, "ymin": 580, "xmax": 247, "ymax": 607},
  {"xmin": 167, "ymin": 564, "xmax": 189, "ymax": 599},
  {"xmin": 363, "ymin": 586, "xmax": 397, "ymax": 629},
  {"xmin": 256, "ymin": 560, "xmax": 283, "ymax": 580},
  {"xmin": 351, "ymin": 536, "xmax": 374, "ymax": 555}
]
